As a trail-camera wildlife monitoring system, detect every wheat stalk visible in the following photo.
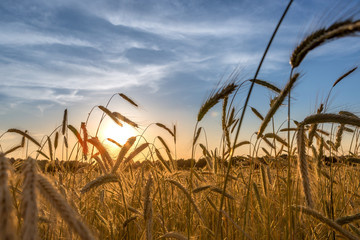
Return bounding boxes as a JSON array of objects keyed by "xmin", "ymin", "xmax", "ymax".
[
  {"xmin": 143, "ymin": 175, "xmax": 153, "ymax": 240},
  {"xmin": 155, "ymin": 149, "xmax": 172, "ymax": 173},
  {"xmin": 334, "ymin": 124, "xmax": 345, "ymax": 151},
  {"xmin": 112, "ymin": 136, "xmax": 136, "ymax": 173},
  {"xmin": 119, "ymin": 93, "xmax": 139, "ymax": 107},
  {"xmin": 98, "ymin": 105, "xmax": 123, "ymax": 127},
  {"xmin": 4, "ymin": 145, "xmax": 23, "ymax": 156},
  {"xmin": 123, "ymin": 216, "xmax": 137, "ymax": 228},
  {"xmin": 292, "ymin": 205, "xmax": 358, "ymax": 240},
  {"xmin": 37, "ymin": 173, "xmax": 95, "ymax": 240},
  {"xmin": 62, "ymin": 109, "xmax": 68, "ymax": 135},
  {"xmin": 88, "ymin": 137, "xmax": 114, "ymax": 169},
  {"xmin": 7, "ymin": 128, "xmax": 41, "ymax": 148},
  {"xmin": 112, "ymin": 112, "xmax": 139, "ymax": 128},
  {"xmin": 264, "ymin": 133, "xmax": 288, "ymax": 147},
  {"xmin": 21, "ymin": 157, "xmax": 38, "ymax": 240},
  {"xmin": 160, "ymin": 232, "xmax": 188, "ymax": 240},
  {"xmin": 156, "ymin": 123, "xmax": 174, "ymax": 137},
  {"xmin": 197, "ymin": 81, "xmax": 237, "ymax": 122},
  {"xmin": 193, "ymin": 127, "xmax": 202, "ymax": 145},
  {"xmin": 333, "ymin": 66, "xmax": 357, "ymax": 87},
  {"xmin": 167, "ymin": 179, "xmax": 204, "ymax": 223},
  {"xmin": 0, "ymin": 154, "xmax": 17, "ymax": 240},
  {"xmin": 336, "ymin": 213, "xmax": 360, "ymax": 225},
  {"xmin": 258, "ymin": 73, "xmax": 300, "ymax": 137},
  {"xmin": 106, "ymin": 138, "xmax": 122, "ymax": 148},
  {"xmin": 80, "ymin": 122, "xmax": 88, "ymax": 158},
  {"xmin": 250, "ymin": 78, "xmax": 281, "ymax": 93},
  {"xmin": 297, "ymin": 125, "xmax": 313, "ymax": 208},
  {"xmin": 80, "ymin": 174, "xmax": 119, "ymax": 194},
  {"xmin": 251, "ymin": 107, "xmax": 264, "ymax": 120},
  {"xmin": 47, "ymin": 136, "xmax": 53, "ymax": 161},
  {"xmin": 122, "ymin": 143, "xmax": 149, "ymax": 166},
  {"xmin": 301, "ymin": 113, "xmax": 360, "ymax": 127}
]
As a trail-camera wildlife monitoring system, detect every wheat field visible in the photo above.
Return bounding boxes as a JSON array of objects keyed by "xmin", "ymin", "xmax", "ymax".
[{"xmin": 1, "ymin": 1, "xmax": 360, "ymax": 239}]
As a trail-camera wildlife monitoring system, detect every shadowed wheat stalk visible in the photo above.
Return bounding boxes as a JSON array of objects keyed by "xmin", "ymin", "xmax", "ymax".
[
  {"xmin": 0, "ymin": 154, "xmax": 17, "ymax": 240},
  {"xmin": 292, "ymin": 205, "xmax": 358, "ymax": 240},
  {"xmin": 144, "ymin": 175, "xmax": 153, "ymax": 240},
  {"xmin": 21, "ymin": 157, "xmax": 38, "ymax": 240},
  {"xmin": 37, "ymin": 174, "xmax": 95, "ymax": 240},
  {"xmin": 297, "ymin": 125, "xmax": 313, "ymax": 208}
]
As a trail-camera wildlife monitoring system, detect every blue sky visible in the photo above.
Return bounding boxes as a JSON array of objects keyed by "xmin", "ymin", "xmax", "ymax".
[{"xmin": 1, "ymin": 0, "xmax": 360, "ymax": 159}]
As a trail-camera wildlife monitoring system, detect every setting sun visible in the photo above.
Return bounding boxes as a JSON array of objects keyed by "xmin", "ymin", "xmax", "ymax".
[{"xmin": 101, "ymin": 120, "xmax": 137, "ymax": 146}]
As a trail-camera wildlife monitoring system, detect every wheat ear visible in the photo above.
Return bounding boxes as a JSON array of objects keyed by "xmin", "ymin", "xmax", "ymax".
[
  {"xmin": 197, "ymin": 82, "xmax": 237, "ymax": 122},
  {"xmin": 143, "ymin": 176, "xmax": 153, "ymax": 240},
  {"xmin": 193, "ymin": 127, "xmax": 202, "ymax": 145},
  {"xmin": 297, "ymin": 125, "xmax": 313, "ymax": 208},
  {"xmin": 156, "ymin": 123, "xmax": 174, "ymax": 137},
  {"xmin": 291, "ymin": 19, "xmax": 360, "ymax": 68},
  {"xmin": 258, "ymin": 73, "xmax": 300, "ymax": 137},
  {"xmin": 333, "ymin": 66, "xmax": 357, "ymax": 87},
  {"xmin": 250, "ymin": 78, "xmax": 281, "ymax": 93},
  {"xmin": 7, "ymin": 129, "xmax": 41, "ymax": 148},
  {"xmin": 334, "ymin": 124, "xmax": 345, "ymax": 151},
  {"xmin": 21, "ymin": 157, "xmax": 38, "ymax": 240},
  {"xmin": 98, "ymin": 105, "xmax": 123, "ymax": 127},
  {"xmin": 37, "ymin": 174, "xmax": 95, "ymax": 240},
  {"xmin": 301, "ymin": 113, "xmax": 360, "ymax": 127},
  {"xmin": 0, "ymin": 154, "xmax": 17, "ymax": 240},
  {"xmin": 292, "ymin": 205, "xmax": 358, "ymax": 240},
  {"xmin": 112, "ymin": 112, "xmax": 139, "ymax": 128},
  {"xmin": 251, "ymin": 107, "xmax": 264, "ymax": 120},
  {"xmin": 80, "ymin": 174, "xmax": 119, "ymax": 194},
  {"xmin": 167, "ymin": 179, "xmax": 204, "ymax": 223},
  {"xmin": 336, "ymin": 213, "xmax": 360, "ymax": 225},
  {"xmin": 88, "ymin": 137, "xmax": 113, "ymax": 168},
  {"xmin": 122, "ymin": 143, "xmax": 149, "ymax": 166},
  {"xmin": 112, "ymin": 136, "xmax": 136, "ymax": 173},
  {"xmin": 160, "ymin": 232, "xmax": 188, "ymax": 240},
  {"xmin": 119, "ymin": 93, "xmax": 138, "ymax": 107}
]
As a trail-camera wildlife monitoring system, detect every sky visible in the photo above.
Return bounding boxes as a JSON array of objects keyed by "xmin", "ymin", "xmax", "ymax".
[{"xmin": 1, "ymin": 0, "xmax": 360, "ymax": 160}]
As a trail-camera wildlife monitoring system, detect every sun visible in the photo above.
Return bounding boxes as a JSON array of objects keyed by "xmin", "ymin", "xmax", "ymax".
[{"xmin": 102, "ymin": 120, "xmax": 137, "ymax": 146}]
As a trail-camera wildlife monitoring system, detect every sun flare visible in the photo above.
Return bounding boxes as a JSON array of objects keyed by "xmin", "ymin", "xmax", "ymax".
[{"xmin": 102, "ymin": 121, "xmax": 137, "ymax": 146}]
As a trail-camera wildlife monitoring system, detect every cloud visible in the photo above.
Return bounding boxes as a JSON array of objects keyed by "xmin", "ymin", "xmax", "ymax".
[
  {"xmin": 0, "ymin": 0, "xmax": 338, "ymax": 114},
  {"xmin": 0, "ymin": 86, "xmax": 84, "ymax": 105}
]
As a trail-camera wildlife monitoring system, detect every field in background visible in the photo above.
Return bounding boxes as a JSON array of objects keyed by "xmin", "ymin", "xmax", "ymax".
[{"xmin": 1, "ymin": 1, "xmax": 360, "ymax": 239}]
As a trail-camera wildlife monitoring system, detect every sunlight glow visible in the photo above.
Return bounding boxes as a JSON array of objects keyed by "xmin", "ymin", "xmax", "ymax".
[{"xmin": 102, "ymin": 120, "xmax": 137, "ymax": 146}]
